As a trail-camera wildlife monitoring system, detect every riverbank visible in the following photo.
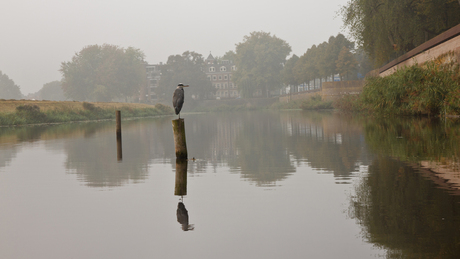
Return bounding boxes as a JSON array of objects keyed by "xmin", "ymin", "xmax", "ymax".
[
  {"xmin": 0, "ymin": 100, "xmax": 174, "ymax": 126},
  {"xmin": 334, "ymin": 54, "xmax": 460, "ymax": 116}
]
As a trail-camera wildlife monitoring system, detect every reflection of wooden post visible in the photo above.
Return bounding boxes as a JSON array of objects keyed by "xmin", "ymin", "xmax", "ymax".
[
  {"xmin": 175, "ymin": 158, "xmax": 187, "ymax": 196},
  {"xmin": 117, "ymin": 137, "xmax": 123, "ymax": 161},
  {"xmin": 116, "ymin": 110, "xmax": 122, "ymax": 161},
  {"xmin": 116, "ymin": 110, "xmax": 122, "ymax": 140},
  {"xmin": 172, "ymin": 118, "xmax": 188, "ymax": 159}
]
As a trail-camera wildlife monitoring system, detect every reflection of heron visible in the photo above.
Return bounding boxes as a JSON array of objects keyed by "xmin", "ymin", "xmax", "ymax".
[
  {"xmin": 172, "ymin": 83, "xmax": 189, "ymax": 119},
  {"xmin": 177, "ymin": 201, "xmax": 194, "ymax": 231}
]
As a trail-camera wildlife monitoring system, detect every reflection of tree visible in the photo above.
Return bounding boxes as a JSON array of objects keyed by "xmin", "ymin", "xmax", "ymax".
[
  {"xmin": 282, "ymin": 111, "xmax": 371, "ymax": 182},
  {"xmin": 0, "ymin": 146, "xmax": 19, "ymax": 168},
  {"xmin": 0, "ymin": 110, "xmax": 375, "ymax": 187},
  {"xmin": 363, "ymin": 117, "xmax": 460, "ymax": 162},
  {"xmin": 228, "ymin": 112, "xmax": 295, "ymax": 186},
  {"xmin": 363, "ymin": 117, "xmax": 460, "ymax": 190},
  {"xmin": 349, "ymin": 156, "xmax": 460, "ymax": 258},
  {"xmin": 64, "ymin": 119, "xmax": 175, "ymax": 187},
  {"xmin": 0, "ymin": 118, "xmax": 176, "ymax": 187}
]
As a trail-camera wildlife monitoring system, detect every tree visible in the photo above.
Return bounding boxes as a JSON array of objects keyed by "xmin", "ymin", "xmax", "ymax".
[
  {"xmin": 326, "ymin": 34, "xmax": 355, "ymax": 78},
  {"xmin": 0, "ymin": 71, "xmax": 22, "ymax": 99},
  {"xmin": 281, "ymin": 54, "xmax": 301, "ymax": 93},
  {"xmin": 60, "ymin": 44, "xmax": 146, "ymax": 102},
  {"xmin": 315, "ymin": 41, "xmax": 330, "ymax": 84},
  {"xmin": 336, "ymin": 47, "xmax": 358, "ymax": 80},
  {"xmin": 158, "ymin": 51, "xmax": 213, "ymax": 101},
  {"xmin": 233, "ymin": 31, "xmax": 292, "ymax": 98},
  {"xmin": 340, "ymin": 0, "xmax": 460, "ymax": 66},
  {"xmin": 38, "ymin": 81, "xmax": 66, "ymax": 101},
  {"xmin": 222, "ymin": 50, "xmax": 236, "ymax": 62},
  {"xmin": 294, "ymin": 45, "xmax": 319, "ymax": 88}
]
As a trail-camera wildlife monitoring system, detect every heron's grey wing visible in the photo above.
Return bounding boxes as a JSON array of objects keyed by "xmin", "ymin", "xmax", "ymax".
[{"xmin": 173, "ymin": 88, "xmax": 184, "ymax": 114}]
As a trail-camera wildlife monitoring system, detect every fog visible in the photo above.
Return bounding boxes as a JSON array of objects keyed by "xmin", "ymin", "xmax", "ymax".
[{"xmin": 0, "ymin": 0, "xmax": 345, "ymax": 95}]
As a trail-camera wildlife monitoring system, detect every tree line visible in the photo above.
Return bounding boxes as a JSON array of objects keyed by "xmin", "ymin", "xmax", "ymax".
[
  {"xmin": 3, "ymin": 1, "xmax": 459, "ymax": 102},
  {"xmin": 0, "ymin": 71, "xmax": 22, "ymax": 99},
  {"xmin": 340, "ymin": 0, "xmax": 460, "ymax": 66},
  {"xmin": 280, "ymin": 33, "xmax": 373, "ymax": 94}
]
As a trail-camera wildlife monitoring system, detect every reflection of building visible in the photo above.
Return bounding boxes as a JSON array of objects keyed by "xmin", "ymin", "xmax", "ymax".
[
  {"xmin": 204, "ymin": 53, "xmax": 239, "ymax": 99},
  {"xmin": 144, "ymin": 63, "xmax": 162, "ymax": 102}
]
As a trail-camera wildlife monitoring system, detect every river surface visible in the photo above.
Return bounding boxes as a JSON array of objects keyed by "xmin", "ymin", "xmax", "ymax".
[{"xmin": 1, "ymin": 110, "xmax": 460, "ymax": 258}]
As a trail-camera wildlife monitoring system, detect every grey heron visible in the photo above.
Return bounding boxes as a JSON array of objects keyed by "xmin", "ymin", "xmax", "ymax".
[{"xmin": 172, "ymin": 83, "xmax": 189, "ymax": 118}]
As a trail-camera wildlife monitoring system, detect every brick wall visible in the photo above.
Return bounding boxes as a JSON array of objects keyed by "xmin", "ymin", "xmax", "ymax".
[
  {"xmin": 380, "ymin": 24, "xmax": 460, "ymax": 77},
  {"xmin": 279, "ymin": 89, "xmax": 321, "ymax": 103},
  {"xmin": 321, "ymin": 81, "xmax": 365, "ymax": 101}
]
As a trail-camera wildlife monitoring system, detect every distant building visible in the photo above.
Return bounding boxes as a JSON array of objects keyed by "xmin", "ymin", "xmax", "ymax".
[
  {"xmin": 144, "ymin": 63, "xmax": 162, "ymax": 102},
  {"xmin": 204, "ymin": 53, "xmax": 239, "ymax": 99}
]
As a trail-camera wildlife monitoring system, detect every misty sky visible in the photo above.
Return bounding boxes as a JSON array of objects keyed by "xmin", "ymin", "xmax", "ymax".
[{"xmin": 1, "ymin": 0, "xmax": 347, "ymax": 95}]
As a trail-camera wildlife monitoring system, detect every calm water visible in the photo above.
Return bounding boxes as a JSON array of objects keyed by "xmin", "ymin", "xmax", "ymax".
[{"xmin": 1, "ymin": 110, "xmax": 460, "ymax": 258}]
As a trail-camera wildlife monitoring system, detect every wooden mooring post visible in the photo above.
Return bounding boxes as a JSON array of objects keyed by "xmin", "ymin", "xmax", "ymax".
[
  {"xmin": 172, "ymin": 118, "xmax": 188, "ymax": 159},
  {"xmin": 116, "ymin": 110, "xmax": 122, "ymax": 161},
  {"xmin": 174, "ymin": 158, "xmax": 188, "ymax": 196},
  {"xmin": 116, "ymin": 110, "xmax": 122, "ymax": 140}
]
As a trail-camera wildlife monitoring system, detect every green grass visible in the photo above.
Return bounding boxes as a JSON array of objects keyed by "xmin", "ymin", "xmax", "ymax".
[
  {"xmin": 334, "ymin": 52, "xmax": 460, "ymax": 116},
  {"xmin": 299, "ymin": 94, "xmax": 333, "ymax": 110},
  {"xmin": 0, "ymin": 102, "xmax": 174, "ymax": 126},
  {"xmin": 271, "ymin": 95, "xmax": 333, "ymax": 110}
]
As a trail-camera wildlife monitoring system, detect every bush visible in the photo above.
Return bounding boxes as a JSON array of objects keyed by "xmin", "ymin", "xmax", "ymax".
[
  {"xmin": 300, "ymin": 94, "xmax": 333, "ymax": 110},
  {"xmin": 154, "ymin": 103, "xmax": 174, "ymax": 114},
  {"xmin": 82, "ymin": 102, "xmax": 101, "ymax": 112},
  {"xmin": 15, "ymin": 104, "xmax": 48, "ymax": 123},
  {"xmin": 336, "ymin": 52, "xmax": 460, "ymax": 116}
]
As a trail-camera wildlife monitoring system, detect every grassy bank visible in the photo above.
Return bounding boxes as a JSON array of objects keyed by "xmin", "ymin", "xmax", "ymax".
[
  {"xmin": 334, "ymin": 52, "xmax": 460, "ymax": 116},
  {"xmin": 0, "ymin": 100, "xmax": 174, "ymax": 126},
  {"xmin": 271, "ymin": 94, "xmax": 333, "ymax": 110}
]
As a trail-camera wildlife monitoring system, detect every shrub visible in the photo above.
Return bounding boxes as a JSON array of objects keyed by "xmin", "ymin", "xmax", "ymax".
[
  {"xmin": 336, "ymin": 53, "xmax": 460, "ymax": 116},
  {"xmin": 14, "ymin": 104, "xmax": 48, "ymax": 124},
  {"xmin": 82, "ymin": 102, "xmax": 101, "ymax": 112},
  {"xmin": 300, "ymin": 94, "xmax": 333, "ymax": 110},
  {"xmin": 154, "ymin": 103, "xmax": 174, "ymax": 114}
]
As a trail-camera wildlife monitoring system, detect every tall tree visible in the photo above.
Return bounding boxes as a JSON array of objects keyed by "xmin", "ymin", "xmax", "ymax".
[
  {"xmin": 222, "ymin": 50, "xmax": 236, "ymax": 62},
  {"xmin": 294, "ymin": 45, "xmax": 319, "ymax": 88},
  {"xmin": 60, "ymin": 44, "xmax": 146, "ymax": 102},
  {"xmin": 326, "ymin": 34, "xmax": 355, "ymax": 78},
  {"xmin": 0, "ymin": 71, "xmax": 22, "ymax": 99},
  {"xmin": 38, "ymin": 81, "xmax": 66, "ymax": 101},
  {"xmin": 336, "ymin": 47, "xmax": 358, "ymax": 80},
  {"xmin": 233, "ymin": 31, "xmax": 291, "ymax": 98},
  {"xmin": 281, "ymin": 55, "xmax": 301, "ymax": 93},
  {"xmin": 315, "ymin": 42, "xmax": 329, "ymax": 84},
  {"xmin": 158, "ymin": 51, "xmax": 213, "ymax": 100},
  {"xmin": 340, "ymin": 0, "xmax": 460, "ymax": 66}
]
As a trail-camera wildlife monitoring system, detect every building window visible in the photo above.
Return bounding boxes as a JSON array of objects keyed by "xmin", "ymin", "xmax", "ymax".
[
  {"xmin": 224, "ymin": 75, "xmax": 228, "ymax": 80},
  {"xmin": 209, "ymin": 67, "xmax": 215, "ymax": 72},
  {"xmin": 231, "ymin": 66, "xmax": 236, "ymax": 71},
  {"xmin": 207, "ymin": 75, "xmax": 211, "ymax": 81},
  {"xmin": 212, "ymin": 75, "xmax": 217, "ymax": 80},
  {"xmin": 218, "ymin": 76, "xmax": 222, "ymax": 80},
  {"xmin": 220, "ymin": 66, "xmax": 227, "ymax": 71}
]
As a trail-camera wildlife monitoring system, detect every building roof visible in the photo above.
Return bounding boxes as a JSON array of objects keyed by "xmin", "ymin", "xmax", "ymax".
[{"xmin": 206, "ymin": 53, "xmax": 215, "ymax": 60}]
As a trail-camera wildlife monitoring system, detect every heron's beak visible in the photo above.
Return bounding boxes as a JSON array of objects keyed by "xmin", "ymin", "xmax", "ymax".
[{"xmin": 183, "ymin": 85, "xmax": 189, "ymax": 87}]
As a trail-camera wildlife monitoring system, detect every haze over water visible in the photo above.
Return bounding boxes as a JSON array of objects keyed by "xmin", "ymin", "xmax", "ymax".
[{"xmin": 1, "ymin": 110, "xmax": 460, "ymax": 258}]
